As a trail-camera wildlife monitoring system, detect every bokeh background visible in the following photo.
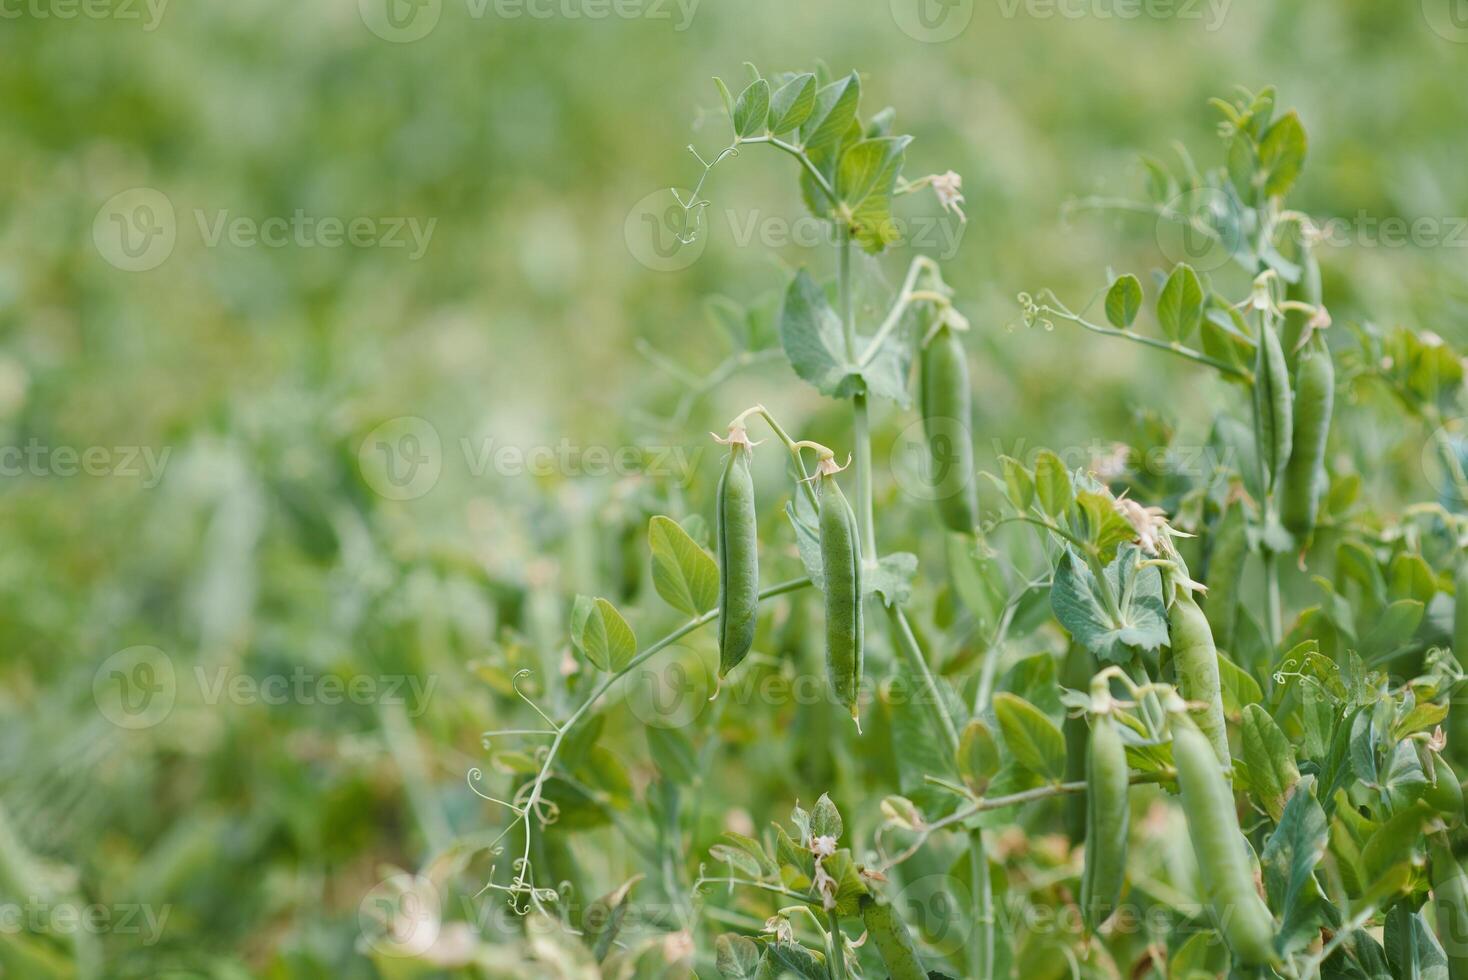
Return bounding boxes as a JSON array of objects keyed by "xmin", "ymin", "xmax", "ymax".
[{"xmin": 1, "ymin": 0, "xmax": 1466, "ymax": 976}]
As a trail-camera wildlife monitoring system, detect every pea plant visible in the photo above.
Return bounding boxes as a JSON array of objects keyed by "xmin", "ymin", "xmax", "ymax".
[{"xmin": 465, "ymin": 73, "xmax": 1468, "ymax": 980}]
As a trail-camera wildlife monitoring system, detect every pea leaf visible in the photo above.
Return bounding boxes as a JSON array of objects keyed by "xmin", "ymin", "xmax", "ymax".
[
  {"xmin": 779, "ymin": 270, "xmax": 859, "ymax": 399},
  {"xmin": 1032, "ymin": 450, "xmax": 1072, "ymax": 518},
  {"xmin": 867, "ymin": 551, "xmax": 918, "ymax": 606},
  {"xmin": 1240, "ymin": 704, "xmax": 1300, "ymax": 821},
  {"xmin": 958, "ymin": 719, "xmax": 1000, "ymax": 792},
  {"xmin": 810, "ymin": 793, "xmax": 843, "ymax": 841},
  {"xmin": 572, "ymin": 596, "xmax": 637, "ymax": 672},
  {"xmin": 1261, "ymin": 776, "xmax": 1329, "ymax": 956},
  {"xmin": 1105, "ymin": 274, "xmax": 1143, "ymax": 329},
  {"xmin": 1361, "ymin": 801, "xmax": 1431, "ymax": 887},
  {"xmin": 1050, "ymin": 545, "xmax": 1169, "ymax": 664},
  {"xmin": 715, "ymin": 934, "xmax": 763, "ymax": 979},
  {"xmin": 1156, "ymin": 263, "xmax": 1204, "ymax": 343},
  {"xmin": 584, "ymin": 875, "xmax": 643, "ymax": 962},
  {"xmin": 732, "ymin": 78, "xmax": 770, "ymax": 139},
  {"xmin": 993, "ymin": 692, "xmax": 1066, "ymax": 781},
  {"xmin": 800, "ymin": 71, "xmax": 860, "ymax": 152},
  {"xmin": 1259, "ymin": 111, "xmax": 1307, "ymax": 199},
  {"xmin": 768, "ymin": 73, "xmax": 816, "ymax": 133},
  {"xmin": 1000, "ymin": 456, "xmax": 1035, "ymax": 511},
  {"xmin": 647, "ymin": 516, "xmax": 718, "ymax": 616},
  {"xmin": 839, "ymin": 136, "xmax": 911, "ymax": 253},
  {"xmin": 1217, "ymin": 653, "xmax": 1263, "ymax": 716}
]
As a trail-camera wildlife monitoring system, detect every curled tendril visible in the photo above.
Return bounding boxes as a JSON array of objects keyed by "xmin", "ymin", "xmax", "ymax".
[
  {"xmin": 466, "ymin": 768, "xmax": 523, "ymax": 812},
  {"xmin": 510, "ymin": 669, "xmax": 559, "ymax": 730}
]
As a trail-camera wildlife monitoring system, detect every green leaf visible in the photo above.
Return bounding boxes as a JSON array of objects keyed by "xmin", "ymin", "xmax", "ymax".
[
  {"xmin": 1240, "ymin": 704, "xmax": 1300, "ymax": 821},
  {"xmin": 993, "ymin": 692, "xmax": 1066, "ymax": 781},
  {"xmin": 572, "ymin": 596, "xmax": 637, "ymax": 672},
  {"xmin": 784, "ymin": 496, "xmax": 825, "ymax": 592},
  {"xmin": 1000, "ymin": 456, "xmax": 1035, "ymax": 511},
  {"xmin": 709, "ymin": 841, "xmax": 765, "ymax": 878},
  {"xmin": 1259, "ymin": 111, "xmax": 1307, "ymax": 198},
  {"xmin": 1050, "ymin": 545, "xmax": 1169, "ymax": 664},
  {"xmin": 648, "ymin": 516, "xmax": 719, "ymax": 616},
  {"xmin": 1217, "ymin": 653, "xmax": 1263, "ymax": 716},
  {"xmin": 867, "ymin": 551, "xmax": 918, "ymax": 606},
  {"xmin": 810, "ymin": 793, "xmax": 843, "ymax": 841},
  {"xmin": 1074, "ymin": 490, "xmax": 1136, "ymax": 563},
  {"xmin": 1168, "ymin": 930, "xmax": 1231, "ymax": 977},
  {"xmin": 712, "ymin": 77, "xmax": 735, "ymax": 120},
  {"xmin": 732, "ymin": 78, "xmax": 770, "ymax": 139},
  {"xmin": 779, "ymin": 270, "xmax": 859, "ymax": 398},
  {"xmin": 1032, "ymin": 450, "xmax": 1072, "ymax": 518},
  {"xmin": 715, "ymin": 934, "xmax": 763, "ymax": 979},
  {"xmin": 716, "ymin": 832, "xmax": 778, "ymax": 878},
  {"xmin": 1359, "ymin": 599, "xmax": 1424, "ymax": 661},
  {"xmin": 946, "ymin": 535, "xmax": 1007, "ymax": 636},
  {"xmin": 800, "ymin": 71, "xmax": 860, "ymax": 152},
  {"xmin": 1261, "ymin": 776, "xmax": 1328, "ymax": 957},
  {"xmin": 1104, "ymin": 274, "xmax": 1143, "ymax": 329},
  {"xmin": 767, "ymin": 940, "xmax": 826, "ymax": 979},
  {"xmin": 839, "ymin": 136, "xmax": 911, "ymax": 253},
  {"xmin": 958, "ymin": 719, "xmax": 1000, "ymax": 792},
  {"xmin": 1361, "ymin": 801, "xmax": 1431, "ymax": 886},
  {"xmin": 584, "ymin": 875, "xmax": 642, "ymax": 962},
  {"xmin": 1156, "ymin": 264, "xmax": 1204, "ymax": 343},
  {"xmin": 768, "ymin": 73, "xmax": 816, "ymax": 133}
]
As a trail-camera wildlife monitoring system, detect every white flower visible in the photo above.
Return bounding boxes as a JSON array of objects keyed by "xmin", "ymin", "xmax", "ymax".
[
  {"xmin": 1114, "ymin": 497, "xmax": 1169, "ymax": 555},
  {"xmin": 811, "ymin": 834, "xmax": 838, "ymax": 858},
  {"xmin": 928, "ymin": 171, "xmax": 966, "ymax": 223}
]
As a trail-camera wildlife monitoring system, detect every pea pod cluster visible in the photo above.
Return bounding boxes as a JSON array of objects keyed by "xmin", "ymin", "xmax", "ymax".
[
  {"xmin": 1169, "ymin": 591, "xmax": 1231, "ymax": 767},
  {"xmin": 1081, "ymin": 708, "xmax": 1129, "ymax": 934},
  {"xmin": 1278, "ymin": 334, "xmax": 1334, "ymax": 542},
  {"xmin": 919, "ymin": 320, "xmax": 979, "ymax": 535},
  {"xmin": 716, "ymin": 439, "xmax": 759, "ymax": 676},
  {"xmin": 1170, "ymin": 709, "xmax": 1276, "ymax": 966},
  {"xmin": 818, "ymin": 468, "xmax": 863, "ymax": 720}
]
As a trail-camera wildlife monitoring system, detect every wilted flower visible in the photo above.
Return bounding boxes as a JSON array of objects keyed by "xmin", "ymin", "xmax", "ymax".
[
  {"xmin": 811, "ymin": 834, "xmax": 837, "ymax": 858},
  {"xmin": 927, "ymin": 170, "xmax": 966, "ymax": 222},
  {"xmin": 1115, "ymin": 497, "xmax": 1169, "ymax": 555}
]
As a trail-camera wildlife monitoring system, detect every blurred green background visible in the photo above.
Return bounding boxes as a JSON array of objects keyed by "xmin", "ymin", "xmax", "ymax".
[{"xmin": 1, "ymin": 0, "xmax": 1465, "ymax": 976}]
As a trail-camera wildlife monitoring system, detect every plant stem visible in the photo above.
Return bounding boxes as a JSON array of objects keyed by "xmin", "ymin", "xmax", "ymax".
[
  {"xmin": 826, "ymin": 909, "xmax": 847, "ymax": 980},
  {"xmin": 968, "ymin": 828, "xmax": 995, "ymax": 980},
  {"xmin": 1264, "ymin": 549, "xmax": 1282, "ymax": 650},
  {"xmin": 1030, "ymin": 294, "xmax": 1252, "ymax": 382},
  {"xmin": 888, "ymin": 606, "xmax": 960, "ymax": 754},
  {"xmin": 856, "ymin": 255, "xmax": 942, "ymax": 367}
]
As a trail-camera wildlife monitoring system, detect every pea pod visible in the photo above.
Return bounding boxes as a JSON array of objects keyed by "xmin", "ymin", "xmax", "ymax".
[
  {"xmin": 1253, "ymin": 321, "xmax": 1294, "ymax": 496},
  {"xmin": 1431, "ymin": 840, "xmax": 1468, "ymax": 978},
  {"xmin": 1171, "ymin": 710, "xmax": 1276, "ymax": 966},
  {"xmin": 819, "ymin": 470, "xmax": 863, "ymax": 719},
  {"xmin": 1203, "ymin": 497, "xmax": 1248, "ymax": 654},
  {"xmin": 716, "ymin": 441, "xmax": 759, "ymax": 676},
  {"xmin": 1425, "ymin": 754, "xmax": 1464, "ymax": 826},
  {"xmin": 1453, "ymin": 564, "xmax": 1468, "ymax": 761},
  {"xmin": 859, "ymin": 895, "xmax": 926, "ymax": 980},
  {"xmin": 1081, "ymin": 710, "xmax": 1129, "ymax": 934},
  {"xmin": 1169, "ymin": 592, "xmax": 1231, "ymax": 768},
  {"xmin": 1278, "ymin": 335, "xmax": 1334, "ymax": 541},
  {"xmin": 1281, "ymin": 244, "xmax": 1321, "ymax": 365},
  {"xmin": 1062, "ymin": 644, "xmax": 1096, "ymax": 842},
  {"xmin": 920, "ymin": 323, "xmax": 979, "ymax": 534}
]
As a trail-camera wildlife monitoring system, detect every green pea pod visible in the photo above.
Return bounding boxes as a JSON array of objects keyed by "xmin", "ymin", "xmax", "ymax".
[
  {"xmin": 1425, "ymin": 755, "xmax": 1465, "ymax": 827},
  {"xmin": 717, "ymin": 442, "xmax": 759, "ymax": 676},
  {"xmin": 1278, "ymin": 335, "xmax": 1334, "ymax": 541},
  {"xmin": 1203, "ymin": 497, "xmax": 1248, "ymax": 653},
  {"xmin": 1081, "ymin": 711, "xmax": 1130, "ymax": 934},
  {"xmin": 1453, "ymin": 564, "xmax": 1468, "ymax": 762},
  {"xmin": 1061, "ymin": 644, "xmax": 1096, "ymax": 843},
  {"xmin": 920, "ymin": 323, "xmax": 979, "ymax": 534},
  {"xmin": 1253, "ymin": 321, "xmax": 1294, "ymax": 496},
  {"xmin": 859, "ymin": 895, "xmax": 926, "ymax": 980},
  {"xmin": 1170, "ymin": 592, "xmax": 1231, "ymax": 768},
  {"xmin": 819, "ymin": 471, "xmax": 863, "ymax": 719},
  {"xmin": 1281, "ymin": 245, "xmax": 1321, "ymax": 365},
  {"xmin": 1171, "ymin": 711, "xmax": 1276, "ymax": 966},
  {"xmin": 1433, "ymin": 840, "xmax": 1468, "ymax": 978}
]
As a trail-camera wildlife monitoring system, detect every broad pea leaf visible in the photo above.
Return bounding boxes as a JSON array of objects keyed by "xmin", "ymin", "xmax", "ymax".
[
  {"xmin": 1156, "ymin": 264, "xmax": 1204, "ymax": 343},
  {"xmin": 868, "ymin": 551, "xmax": 918, "ymax": 605},
  {"xmin": 715, "ymin": 934, "xmax": 762, "ymax": 979},
  {"xmin": 800, "ymin": 71, "xmax": 861, "ymax": 152},
  {"xmin": 768, "ymin": 73, "xmax": 816, "ymax": 133},
  {"xmin": 1261, "ymin": 776, "xmax": 1329, "ymax": 956},
  {"xmin": 1105, "ymin": 274, "xmax": 1143, "ymax": 329},
  {"xmin": 1000, "ymin": 456, "xmax": 1035, "ymax": 511},
  {"xmin": 648, "ymin": 516, "xmax": 718, "ymax": 616},
  {"xmin": 810, "ymin": 793, "xmax": 843, "ymax": 840},
  {"xmin": 993, "ymin": 692, "xmax": 1065, "ymax": 782},
  {"xmin": 1259, "ymin": 111, "xmax": 1307, "ymax": 198},
  {"xmin": 1240, "ymin": 704, "xmax": 1299, "ymax": 821},
  {"xmin": 839, "ymin": 136, "xmax": 910, "ymax": 252},
  {"xmin": 1384, "ymin": 907, "xmax": 1449, "ymax": 980},
  {"xmin": 1032, "ymin": 450, "xmax": 1072, "ymax": 518},
  {"xmin": 572, "ymin": 595, "xmax": 637, "ymax": 672},
  {"xmin": 1050, "ymin": 545, "xmax": 1168, "ymax": 664},
  {"xmin": 958, "ymin": 719, "xmax": 1001, "ymax": 792},
  {"xmin": 732, "ymin": 77, "xmax": 770, "ymax": 139},
  {"xmin": 780, "ymin": 270, "xmax": 859, "ymax": 398}
]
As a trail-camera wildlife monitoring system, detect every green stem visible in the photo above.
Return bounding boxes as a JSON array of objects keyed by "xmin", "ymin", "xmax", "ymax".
[
  {"xmin": 1031, "ymin": 295, "xmax": 1251, "ymax": 381},
  {"xmin": 826, "ymin": 909, "xmax": 847, "ymax": 980},
  {"xmin": 888, "ymin": 606, "xmax": 961, "ymax": 754},
  {"xmin": 856, "ymin": 255, "xmax": 942, "ymax": 367},
  {"xmin": 968, "ymin": 829, "xmax": 995, "ymax": 980},
  {"xmin": 1264, "ymin": 550, "xmax": 1282, "ymax": 650}
]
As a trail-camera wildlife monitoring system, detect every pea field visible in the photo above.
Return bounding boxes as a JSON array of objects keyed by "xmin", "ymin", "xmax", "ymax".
[{"xmin": 4, "ymin": 2, "xmax": 1468, "ymax": 978}]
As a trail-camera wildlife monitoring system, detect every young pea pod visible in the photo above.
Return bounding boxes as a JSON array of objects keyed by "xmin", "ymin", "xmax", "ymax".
[
  {"xmin": 1425, "ymin": 754, "xmax": 1465, "ymax": 826},
  {"xmin": 1278, "ymin": 335, "xmax": 1334, "ymax": 541},
  {"xmin": 819, "ymin": 470, "xmax": 863, "ymax": 719},
  {"xmin": 1432, "ymin": 840, "xmax": 1468, "ymax": 977},
  {"xmin": 1081, "ymin": 710, "xmax": 1130, "ymax": 934},
  {"xmin": 1203, "ymin": 497, "xmax": 1248, "ymax": 653},
  {"xmin": 716, "ymin": 441, "xmax": 759, "ymax": 676},
  {"xmin": 859, "ymin": 895, "xmax": 926, "ymax": 980},
  {"xmin": 1061, "ymin": 645, "xmax": 1096, "ymax": 842},
  {"xmin": 920, "ymin": 322, "xmax": 979, "ymax": 535},
  {"xmin": 1253, "ymin": 321, "xmax": 1294, "ymax": 496},
  {"xmin": 1171, "ymin": 710, "xmax": 1276, "ymax": 966},
  {"xmin": 1453, "ymin": 564, "xmax": 1468, "ymax": 761},
  {"xmin": 1281, "ymin": 244, "xmax": 1321, "ymax": 366},
  {"xmin": 1169, "ymin": 591, "xmax": 1231, "ymax": 768}
]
